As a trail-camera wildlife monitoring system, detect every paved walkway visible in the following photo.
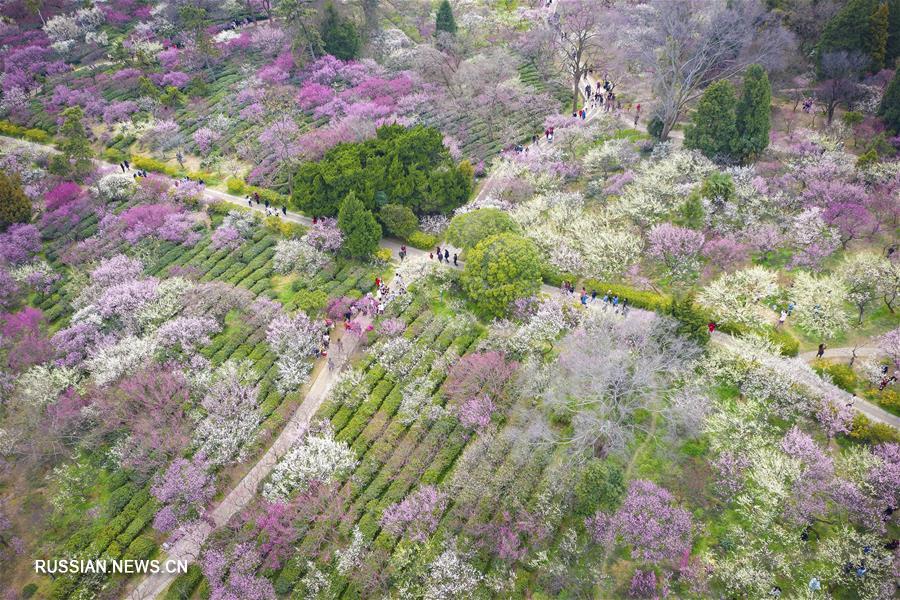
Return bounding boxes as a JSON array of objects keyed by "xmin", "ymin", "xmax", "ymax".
[
  {"xmin": 798, "ymin": 345, "xmax": 884, "ymax": 362},
  {"xmin": 126, "ymin": 318, "xmax": 370, "ymax": 599},
  {"xmin": 712, "ymin": 334, "xmax": 898, "ymax": 428}
]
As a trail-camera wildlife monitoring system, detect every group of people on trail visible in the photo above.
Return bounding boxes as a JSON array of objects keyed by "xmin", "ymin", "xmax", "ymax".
[
  {"xmin": 246, "ymin": 192, "xmax": 287, "ymax": 218},
  {"xmin": 561, "ymin": 281, "xmax": 629, "ymax": 314},
  {"xmin": 430, "ymin": 245, "xmax": 458, "ymax": 267},
  {"xmin": 118, "ymin": 160, "xmax": 150, "ymax": 179}
]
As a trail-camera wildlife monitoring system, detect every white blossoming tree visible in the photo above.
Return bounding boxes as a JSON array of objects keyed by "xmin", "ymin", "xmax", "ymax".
[
  {"xmin": 266, "ymin": 312, "xmax": 325, "ymax": 393},
  {"xmin": 697, "ymin": 266, "xmax": 779, "ymax": 328},
  {"xmin": 838, "ymin": 252, "xmax": 892, "ymax": 324},
  {"xmin": 262, "ymin": 425, "xmax": 357, "ymax": 501},
  {"xmin": 790, "ymin": 271, "xmax": 849, "ymax": 340}
]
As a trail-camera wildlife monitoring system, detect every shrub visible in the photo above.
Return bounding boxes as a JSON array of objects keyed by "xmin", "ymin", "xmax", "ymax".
[
  {"xmin": 812, "ymin": 360, "xmax": 858, "ymax": 392},
  {"xmin": 378, "ymin": 203, "xmax": 419, "ymax": 239},
  {"xmin": 132, "ymin": 155, "xmax": 181, "ymax": 177},
  {"xmin": 407, "ymin": 230, "xmax": 437, "ymax": 250},
  {"xmin": 226, "ymin": 177, "xmax": 246, "ymax": 194},
  {"xmin": 123, "ymin": 535, "xmax": 157, "ymax": 561},
  {"xmin": 759, "ymin": 327, "xmax": 799, "ymax": 357},
  {"xmin": 103, "ymin": 147, "xmax": 126, "ymax": 163},
  {"xmin": 849, "ymin": 413, "xmax": 900, "ymax": 444},
  {"xmin": 461, "ymin": 233, "xmax": 543, "ymax": 317},
  {"xmin": 375, "ymin": 247, "xmax": 392, "ymax": 263},
  {"xmin": 573, "ymin": 459, "xmax": 625, "ymax": 517},
  {"xmin": 163, "ymin": 564, "xmax": 203, "ymax": 600},
  {"xmin": 21, "ymin": 584, "xmax": 38, "ymax": 599}
]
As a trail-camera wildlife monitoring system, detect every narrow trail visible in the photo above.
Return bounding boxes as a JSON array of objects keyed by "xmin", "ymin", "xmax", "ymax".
[{"xmin": 126, "ymin": 318, "xmax": 371, "ymax": 599}]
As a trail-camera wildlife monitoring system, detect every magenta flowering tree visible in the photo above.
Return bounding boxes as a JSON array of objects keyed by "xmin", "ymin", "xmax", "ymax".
[
  {"xmin": 99, "ymin": 366, "xmax": 193, "ymax": 473},
  {"xmin": 1, "ymin": 307, "xmax": 52, "ymax": 372},
  {"xmin": 587, "ymin": 479, "xmax": 693, "ymax": 566},
  {"xmin": 380, "ymin": 485, "xmax": 448, "ymax": 542},
  {"xmin": 151, "ymin": 455, "xmax": 216, "ymax": 534},
  {"xmin": 701, "ymin": 236, "xmax": 748, "ymax": 277},
  {"xmin": 647, "ymin": 223, "xmax": 706, "ymax": 281},
  {"xmin": 211, "ymin": 226, "xmax": 243, "ymax": 250},
  {"xmin": 41, "ymin": 181, "xmax": 89, "ymax": 234},
  {"xmin": 326, "ymin": 296, "xmax": 354, "ymax": 320},
  {"xmin": 253, "ymin": 500, "xmax": 301, "ymax": 570},
  {"xmin": 779, "ymin": 427, "xmax": 835, "ymax": 525},
  {"xmin": 0, "ymin": 224, "xmax": 41, "ymax": 266},
  {"xmin": 377, "ymin": 318, "xmax": 405, "ymax": 338},
  {"xmin": 51, "ymin": 320, "xmax": 106, "ymax": 368},
  {"xmin": 201, "ymin": 543, "xmax": 276, "ymax": 600},
  {"xmin": 711, "ymin": 451, "xmax": 751, "ymax": 497},
  {"xmin": 304, "ymin": 218, "xmax": 343, "ymax": 252},
  {"xmin": 878, "ymin": 327, "xmax": 900, "ymax": 369},
  {"xmin": 445, "ymin": 352, "xmax": 518, "ymax": 413},
  {"xmin": 814, "ymin": 397, "xmax": 852, "ymax": 440},
  {"xmin": 456, "ymin": 394, "xmax": 496, "ymax": 430},
  {"xmin": 629, "ymin": 570, "xmax": 658, "ymax": 599},
  {"xmin": 822, "ymin": 202, "xmax": 877, "ymax": 248},
  {"xmin": 473, "ymin": 509, "xmax": 548, "ymax": 562},
  {"xmin": 118, "ymin": 203, "xmax": 182, "ymax": 244},
  {"xmin": 193, "ymin": 127, "xmax": 220, "ymax": 156}
]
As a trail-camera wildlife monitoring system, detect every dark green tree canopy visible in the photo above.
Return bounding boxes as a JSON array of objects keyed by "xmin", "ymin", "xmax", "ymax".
[
  {"xmin": 435, "ymin": 0, "xmax": 457, "ymax": 35},
  {"xmin": 684, "ymin": 80, "xmax": 738, "ymax": 160},
  {"xmin": 732, "ymin": 64, "xmax": 772, "ymax": 162},
  {"xmin": 879, "ymin": 69, "xmax": 900, "ymax": 133},
  {"xmin": 817, "ymin": 0, "xmax": 899, "ymax": 71},
  {"xmin": 337, "ymin": 191, "xmax": 381, "ymax": 258},
  {"xmin": 292, "ymin": 124, "xmax": 472, "ymax": 217},
  {"xmin": 378, "ymin": 203, "xmax": 419, "ymax": 239},
  {"xmin": 321, "ymin": 2, "xmax": 360, "ymax": 60},
  {"xmin": 0, "ymin": 170, "xmax": 31, "ymax": 231}
]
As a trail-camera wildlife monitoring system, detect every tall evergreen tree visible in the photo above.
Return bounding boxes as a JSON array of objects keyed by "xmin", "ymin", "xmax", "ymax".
[
  {"xmin": 337, "ymin": 191, "xmax": 381, "ymax": 258},
  {"xmin": 733, "ymin": 64, "xmax": 772, "ymax": 162},
  {"xmin": 818, "ymin": 0, "xmax": 888, "ymax": 71},
  {"xmin": 435, "ymin": 0, "xmax": 457, "ymax": 35},
  {"xmin": 887, "ymin": 0, "xmax": 900, "ymax": 63},
  {"xmin": 684, "ymin": 80, "xmax": 738, "ymax": 161},
  {"xmin": 879, "ymin": 68, "xmax": 900, "ymax": 133},
  {"xmin": 0, "ymin": 170, "xmax": 31, "ymax": 231},
  {"xmin": 871, "ymin": 1, "xmax": 890, "ymax": 70},
  {"xmin": 50, "ymin": 106, "xmax": 93, "ymax": 181},
  {"xmin": 321, "ymin": 2, "xmax": 360, "ymax": 60}
]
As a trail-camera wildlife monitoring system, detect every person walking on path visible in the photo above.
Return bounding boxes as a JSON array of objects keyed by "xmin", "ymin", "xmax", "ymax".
[
  {"xmin": 453, "ymin": 253, "xmax": 458, "ymax": 266},
  {"xmin": 817, "ymin": 343, "xmax": 826, "ymax": 359},
  {"xmin": 591, "ymin": 289, "xmax": 597, "ymax": 303},
  {"xmin": 708, "ymin": 321, "xmax": 717, "ymax": 334},
  {"xmin": 444, "ymin": 249, "xmax": 449, "ymax": 262},
  {"xmin": 777, "ymin": 310, "xmax": 788, "ymax": 329}
]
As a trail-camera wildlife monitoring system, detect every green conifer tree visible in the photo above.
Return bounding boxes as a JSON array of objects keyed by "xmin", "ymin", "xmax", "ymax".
[
  {"xmin": 733, "ymin": 64, "xmax": 772, "ymax": 162},
  {"xmin": 337, "ymin": 191, "xmax": 381, "ymax": 258},
  {"xmin": 50, "ymin": 106, "xmax": 93, "ymax": 181},
  {"xmin": 321, "ymin": 2, "xmax": 360, "ymax": 60},
  {"xmin": 684, "ymin": 80, "xmax": 737, "ymax": 160},
  {"xmin": 435, "ymin": 0, "xmax": 457, "ymax": 35},
  {"xmin": 879, "ymin": 69, "xmax": 900, "ymax": 133}
]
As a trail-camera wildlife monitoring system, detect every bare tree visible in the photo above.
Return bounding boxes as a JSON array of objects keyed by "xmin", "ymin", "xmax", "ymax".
[
  {"xmin": 815, "ymin": 51, "xmax": 868, "ymax": 124},
  {"xmin": 551, "ymin": 0, "xmax": 603, "ymax": 115},
  {"xmin": 543, "ymin": 312, "xmax": 701, "ymax": 461},
  {"xmin": 619, "ymin": 0, "xmax": 794, "ymax": 141}
]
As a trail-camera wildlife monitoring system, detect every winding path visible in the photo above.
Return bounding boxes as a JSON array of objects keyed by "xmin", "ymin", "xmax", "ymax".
[{"xmin": 126, "ymin": 318, "xmax": 371, "ymax": 599}]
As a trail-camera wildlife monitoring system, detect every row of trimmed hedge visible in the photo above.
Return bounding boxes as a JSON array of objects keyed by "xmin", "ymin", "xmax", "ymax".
[{"xmin": 581, "ymin": 278, "xmax": 799, "ymax": 356}]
